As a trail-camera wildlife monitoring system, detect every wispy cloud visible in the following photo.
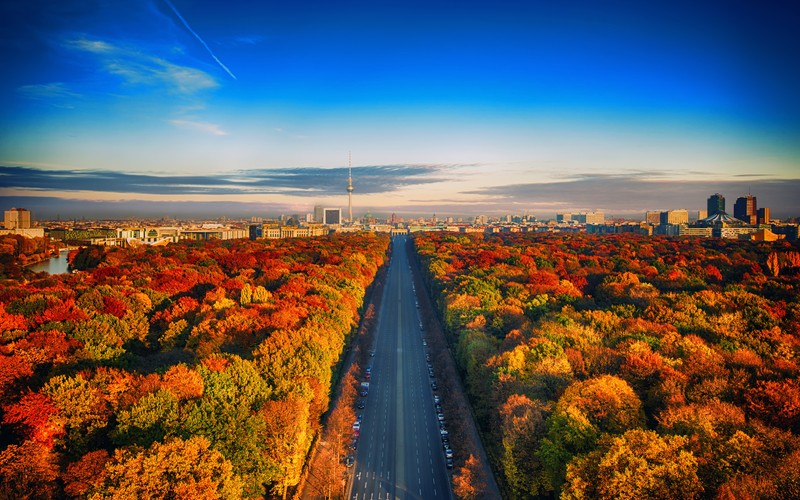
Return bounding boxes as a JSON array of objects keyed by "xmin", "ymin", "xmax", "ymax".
[
  {"xmin": 68, "ymin": 38, "xmax": 115, "ymax": 53},
  {"xmin": 17, "ymin": 82, "xmax": 81, "ymax": 103},
  {"xmin": 162, "ymin": 0, "xmax": 237, "ymax": 80},
  {"xmin": 232, "ymin": 35, "xmax": 264, "ymax": 46},
  {"xmin": 66, "ymin": 36, "xmax": 218, "ymax": 95},
  {"xmin": 169, "ymin": 119, "xmax": 227, "ymax": 136},
  {"xmin": 0, "ymin": 164, "xmax": 450, "ymax": 197}
]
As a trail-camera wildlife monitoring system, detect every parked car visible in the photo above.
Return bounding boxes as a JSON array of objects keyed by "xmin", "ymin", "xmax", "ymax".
[
  {"xmin": 445, "ymin": 448, "xmax": 453, "ymax": 459},
  {"xmin": 345, "ymin": 455, "xmax": 355, "ymax": 467},
  {"xmin": 357, "ymin": 400, "xmax": 366, "ymax": 409},
  {"xmin": 446, "ymin": 457, "xmax": 453, "ymax": 469}
]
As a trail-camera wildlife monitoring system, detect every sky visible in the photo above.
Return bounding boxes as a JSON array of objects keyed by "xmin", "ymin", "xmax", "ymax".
[{"xmin": 1, "ymin": 0, "xmax": 799, "ymax": 220}]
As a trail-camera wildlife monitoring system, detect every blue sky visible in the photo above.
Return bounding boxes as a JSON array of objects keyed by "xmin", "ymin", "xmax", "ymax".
[{"xmin": 1, "ymin": 0, "xmax": 798, "ymax": 219}]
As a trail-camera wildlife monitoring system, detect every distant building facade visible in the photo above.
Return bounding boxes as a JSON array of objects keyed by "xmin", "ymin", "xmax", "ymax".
[
  {"xmin": 556, "ymin": 212, "xmax": 573, "ymax": 223},
  {"xmin": 323, "ymin": 208, "xmax": 342, "ymax": 226},
  {"xmin": 4, "ymin": 208, "xmax": 31, "ymax": 229},
  {"xmin": 758, "ymin": 207, "xmax": 771, "ymax": 225},
  {"xmin": 660, "ymin": 209, "xmax": 689, "ymax": 225},
  {"xmin": 707, "ymin": 193, "xmax": 725, "ymax": 217},
  {"xmin": 574, "ymin": 212, "xmax": 605, "ymax": 224},
  {"xmin": 645, "ymin": 211, "xmax": 662, "ymax": 225},
  {"xmin": 179, "ymin": 228, "xmax": 247, "ymax": 241},
  {"xmin": 314, "ymin": 205, "xmax": 325, "ymax": 224},
  {"xmin": 678, "ymin": 226, "xmax": 713, "ymax": 237},
  {"xmin": 733, "ymin": 195, "xmax": 757, "ymax": 224}
]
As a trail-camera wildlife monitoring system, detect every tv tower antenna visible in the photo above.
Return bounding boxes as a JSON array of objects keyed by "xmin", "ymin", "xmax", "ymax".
[{"xmin": 347, "ymin": 151, "xmax": 354, "ymax": 224}]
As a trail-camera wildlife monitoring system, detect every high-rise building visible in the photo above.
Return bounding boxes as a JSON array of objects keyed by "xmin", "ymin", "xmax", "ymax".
[
  {"xmin": 734, "ymin": 195, "xmax": 757, "ymax": 224},
  {"xmin": 574, "ymin": 212, "xmax": 604, "ymax": 224},
  {"xmin": 707, "ymin": 193, "xmax": 725, "ymax": 217},
  {"xmin": 314, "ymin": 205, "xmax": 324, "ymax": 223},
  {"xmin": 4, "ymin": 208, "xmax": 31, "ymax": 229},
  {"xmin": 556, "ymin": 212, "xmax": 572, "ymax": 223},
  {"xmin": 323, "ymin": 208, "xmax": 341, "ymax": 226},
  {"xmin": 660, "ymin": 209, "xmax": 689, "ymax": 225},
  {"xmin": 645, "ymin": 211, "xmax": 661, "ymax": 224},
  {"xmin": 757, "ymin": 207, "xmax": 770, "ymax": 225}
]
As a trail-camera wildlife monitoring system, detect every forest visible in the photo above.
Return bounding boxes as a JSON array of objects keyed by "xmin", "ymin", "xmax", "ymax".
[
  {"xmin": 0, "ymin": 233, "xmax": 389, "ymax": 499},
  {"xmin": 414, "ymin": 232, "xmax": 800, "ymax": 499}
]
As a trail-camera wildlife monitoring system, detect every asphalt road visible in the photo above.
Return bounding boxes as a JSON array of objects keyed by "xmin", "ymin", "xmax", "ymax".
[{"xmin": 348, "ymin": 236, "xmax": 452, "ymax": 500}]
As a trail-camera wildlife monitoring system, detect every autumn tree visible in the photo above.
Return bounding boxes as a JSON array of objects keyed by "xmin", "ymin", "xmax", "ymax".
[
  {"xmin": 562, "ymin": 429, "xmax": 703, "ymax": 500},
  {"xmin": 452, "ymin": 454, "xmax": 488, "ymax": 499},
  {"xmin": 88, "ymin": 436, "xmax": 244, "ymax": 499},
  {"xmin": 0, "ymin": 440, "xmax": 60, "ymax": 499}
]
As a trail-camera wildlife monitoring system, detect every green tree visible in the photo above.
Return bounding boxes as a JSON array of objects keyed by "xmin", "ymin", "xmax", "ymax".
[{"xmin": 538, "ymin": 375, "xmax": 644, "ymax": 491}]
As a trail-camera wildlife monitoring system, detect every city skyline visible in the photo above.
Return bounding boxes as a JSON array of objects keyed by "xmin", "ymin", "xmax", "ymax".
[{"xmin": 2, "ymin": 1, "xmax": 799, "ymax": 218}]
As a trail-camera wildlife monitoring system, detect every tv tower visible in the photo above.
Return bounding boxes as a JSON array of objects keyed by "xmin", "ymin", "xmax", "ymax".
[{"xmin": 347, "ymin": 152, "xmax": 354, "ymax": 223}]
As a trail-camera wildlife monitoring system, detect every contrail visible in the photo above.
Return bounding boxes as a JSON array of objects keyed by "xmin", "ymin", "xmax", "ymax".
[{"xmin": 163, "ymin": 0, "xmax": 237, "ymax": 80}]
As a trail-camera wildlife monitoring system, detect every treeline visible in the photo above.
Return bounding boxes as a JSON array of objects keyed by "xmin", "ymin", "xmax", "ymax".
[
  {"xmin": 0, "ymin": 233, "xmax": 389, "ymax": 498},
  {"xmin": 414, "ymin": 232, "xmax": 800, "ymax": 499}
]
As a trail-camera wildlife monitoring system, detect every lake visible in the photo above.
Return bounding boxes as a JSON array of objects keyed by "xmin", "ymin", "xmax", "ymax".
[{"xmin": 28, "ymin": 249, "xmax": 71, "ymax": 275}]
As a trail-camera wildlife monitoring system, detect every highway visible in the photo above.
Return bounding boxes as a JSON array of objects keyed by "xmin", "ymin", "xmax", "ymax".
[{"xmin": 348, "ymin": 236, "xmax": 452, "ymax": 500}]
